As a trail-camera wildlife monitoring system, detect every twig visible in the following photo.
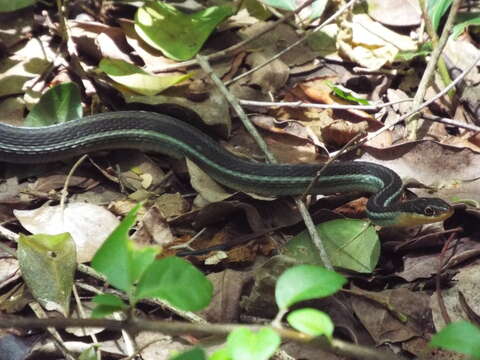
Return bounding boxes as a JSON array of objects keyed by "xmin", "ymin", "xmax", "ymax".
[
  {"xmin": 196, "ymin": 55, "xmax": 275, "ymax": 163},
  {"xmin": 422, "ymin": 114, "xmax": 480, "ymax": 132},
  {"xmin": 60, "ymin": 155, "xmax": 89, "ymax": 211},
  {"xmin": 419, "ymin": 0, "xmax": 453, "ymax": 95},
  {"xmin": 239, "ymin": 98, "xmax": 414, "ymax": 110},
  {"xmin": 225, "ymin": 0, "xmax": 358, "ymax": 86},
  {"xmin": 436, "ymin": 232, "xmax": 458, "ymax": 325},
  {"xmin": 406, "ymin": 0, "xmax": 463, "ymax": 140},
  {"xmin": 197, "ymin": 54, "xmax": 333, "ymax": 269},
  {"xmin": 0, "ymin": 316, "xmax": 407, "ymax": 360},
  {"xmin": 332, "ymin": 52, "xmax": 480, "ymax": 157},
  {"xmin": 152, "ymin": 0, "xmax": 317, "ymax": 73}
]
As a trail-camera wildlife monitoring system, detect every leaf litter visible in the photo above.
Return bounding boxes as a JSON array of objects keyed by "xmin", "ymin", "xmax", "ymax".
[{"xmin": 0, "ymin": 1, "xmax": 479, "ymax": 359}]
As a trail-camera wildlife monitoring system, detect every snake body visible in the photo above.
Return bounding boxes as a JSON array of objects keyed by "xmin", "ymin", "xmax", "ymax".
[{"xmin": 0, "ymin": 111, "xmax": 453, "ymax": 226}]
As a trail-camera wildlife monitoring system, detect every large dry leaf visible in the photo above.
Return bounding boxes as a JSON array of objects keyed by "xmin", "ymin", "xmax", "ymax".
[
  {"xmin": 358, "ymin": 140, "xmax": 480, "ymax": 202},
  {"xmin": 14, "ymin": 203, "xmax": 119, "ymax": 263}
]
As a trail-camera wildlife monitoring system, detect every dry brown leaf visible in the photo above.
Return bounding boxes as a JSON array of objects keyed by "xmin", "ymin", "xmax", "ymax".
[{"xmin": 14, "ymin": 203, "xmax": 119, "ymax": 263}]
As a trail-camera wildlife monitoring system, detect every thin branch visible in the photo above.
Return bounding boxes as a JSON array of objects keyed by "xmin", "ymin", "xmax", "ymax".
[
  {"xmin": 422, "ymin": 114, "xmax": 480, "ymax": 132},
  {"xmin": 239, "ymin": 98, "xmax": 414, "ymax": 110},
  {"xmin": 0, "ymin": 316, "xmax": 406, "ymax": 360},
  {"xmin": 197, "ymin": 54, "xmax": 333, "ymax": 269},
  {"xmin": 196, "ymin": 54, "xmax": 276, "ymax": 163},
  {"xmin": 406, "ymin": 0, "xmax": 463, "ymax": 140}
]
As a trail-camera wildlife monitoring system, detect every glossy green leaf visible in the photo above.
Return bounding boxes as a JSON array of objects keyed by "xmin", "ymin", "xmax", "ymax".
[
  {"xmin": 134, "ymin": 2, "xmax": 234, "ymax": 61},
  {"xmin": 227, "ymin": 328, "xmax": 280, "ymax": 360},
  {"xmin": 275, "ymin": 265, "xmax": 346, "ymax": 310},
  {"xmin": 427, "ymin": 0, "xmax": 453, "ymax": 31},
  {"xmin": 284, "ymin": 219, "xmax": 380, "ymax": 273},
  {"xmin": 92, "ymin": 203, "xmax": 160, "ymax": 296},
  {"xmin": 135, "ymin": 256, "xmax": 213, "ymax": 311},
  {"xmin": 430, "ymin": 321, "xmax": 480, "ymax": 359},
  {"xmin": 25, "ymin": 82, "xmax": 82, "ymax": 127},
  {"xmin": 287, "ymin": 308, "xmax": 334, "ymax": 338},
  {"xmin": 170, "ymin": 347, "xmax": 206, "ymax": 360},
  {"xmin": 0, "ymin": 0, "xmax": 36, "ymax": 12},
  {"xmin": 18, "ymin": 233, "xmax": 76, "ymax": 316},
  {"xmin": 99, "ymin": 59, "xmax": 191, "ymax": 96}
]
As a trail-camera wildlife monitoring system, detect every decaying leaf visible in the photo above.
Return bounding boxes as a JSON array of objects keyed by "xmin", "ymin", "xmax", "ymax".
[{"xmin": 18, "ymin": 233, "xmax": 76, "ymax": 315}]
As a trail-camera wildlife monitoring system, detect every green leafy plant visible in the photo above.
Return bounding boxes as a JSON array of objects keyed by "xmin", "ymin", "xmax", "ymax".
[
  {"xmin": 91, "ymin": 203, "xmax": 213, "ymax": 314},
  {"xmin": 134, "ymin": 1, "xmax": 234, "ymax": 61},
  {"xmin": 429, "ymin": 321, "xmax": 480, "ymax": 359}
]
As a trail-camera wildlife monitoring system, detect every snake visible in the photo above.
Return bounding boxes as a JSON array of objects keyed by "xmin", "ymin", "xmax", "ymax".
[{"xmin": 0, "ymin": 111, "xmax": 453, "ymax": 227}]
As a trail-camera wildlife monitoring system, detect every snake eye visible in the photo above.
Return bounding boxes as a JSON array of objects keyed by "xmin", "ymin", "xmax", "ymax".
[{"xmin": 424, "ymin": 206, "xmax": 436, "ymax": 216}]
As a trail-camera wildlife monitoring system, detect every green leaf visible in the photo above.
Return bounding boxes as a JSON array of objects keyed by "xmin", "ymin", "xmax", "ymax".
[
  {"xmin": 258, "ymin": 0, "xmax": 327, "ymax": 19},
  {"xmin": 170, "ymin": 347, "xmax": 206, "ymax": 360},
  {"xmin": 78, "ymin": 345, "xmax": 99, "ymax": 360},
  {"xmin": 326, "ymin": 81, "xmax": 369, "ymax": 105},
  {"xmin": 395, "ymin": 42, "xmax": 432, "ymax": 61},
  {"xmin": 284, "ymin": 219, "xmax": 380, "ymax": 273},
  {"xmin": 227, "ymin": 328, "xmax": 280, "ymax": 360},
  {"xmin": 427, "ymin": 0, "xmax": 453, "ymax": 31},
  {"xmin": 24, "ymin": 82, "xmax": 82, "ymax": 127},
  {"xmin": 134, "ymin": 2, "xmax": 234, "ymax": 61},
  {"xmin": 0, "ymin": 0, "xmax": 36, "ymax": 12},
  {"xmin": 99, "ymin": 59, "xmax": 192, "ymax": 96},
  {"xmin": 17, "ymin": 233, "xmax": 76, "ymax": 316},
  {"xmin": 135, "ymin": 256, "xmax": 213, "ymax": 311},
  {"xmin": 209, "ymin": 348, "xmax": 231, "ymax": 360},
  {"xmin": 92, "ymin": 203, "xmax": 161, "ymax": 297},
  {"xmin": 275, "ymin": 265, "xmax": 346, "ymax": 310},
  {"xmin": 452, "ymin": 12, "xmax": 480, "ymax": 39},
  {"xmin": 287, "ymin": 308, "xmax": 334, "ymax": 339},
  {"xmin": 430, "ymin": 321, "xmax": 480, "ymax": 359},
  {"xmin": 92, "ymin": 293, "xmax": 127, "ymax": 307}
]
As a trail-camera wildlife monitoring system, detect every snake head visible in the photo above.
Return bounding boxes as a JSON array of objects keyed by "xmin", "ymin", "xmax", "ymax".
[{"xmin": 394, "ymin": 197, "xmax": 454, "ymax": 227}]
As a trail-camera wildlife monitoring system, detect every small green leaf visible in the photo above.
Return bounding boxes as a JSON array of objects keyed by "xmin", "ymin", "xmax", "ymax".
[
  {"xmin": 209, "ymin": 348, "xmax": 231, "ymax": 360},
  {"xmin": 284, "ymin": 219, "xmax": 380, "ymax": 273},
  {"xmin": 92, "ymin": 294, "xmax": 127, "ymax": 307},
  {"xmin": 0, "ymin": 0, "xmax": 36, "ymax": 12},
  {"xmin": 275, "ymin": 265, "xmax": 346, "ymax": 310},
  {"xmin": 430, "ymin": 321, "xmax": 480, "ymax": 359},
  {"xmin": 18, "ymin": 233, "xmax": 76, "ymax": 316},
  {"xmin": 170, "ymin": 347, "xmax": 206, "ymax": 360},
  {"xmin": 134, "ymin": 2, "xmax": 234, "ymax": 61},
  {"xmin": 287, "ymin": 308, "xmax": 334, "ymax": 339},
  {"xmin": 427, "ymin": 0, "xmax": 453, "ymax": 31},
  {"xmin": 227, "ymin": 328, "xmax": 280, "ymax": 360},
  {"xmin": 92, "ymin": 203, "xmax": 161, "ymax": 296},
  {"xmin": 129, "ymin": 244, "xmax": 160, "ymax": 284},
  {"xmin": 91, "ymin": 294, "xmax": 128, "ymax": 318},
  {"xmin": 326, "ymin": 81, "xmax": 369, "ymax": 105},
  {"xmin": 78, "ymin": 345, "xmax": 99, "ymax": 360},
  {"xmin": 258, "ymin": 0, "xmax": 327, "ymax": 19},
  {"xmin": 99, "ymin": 59, "xmax": 191, "ymax": 96},
  {"xmin": 452, "ymin": 12, "xmax": 480, "ymax": 39},
  {"xmin": 25, "ymin": 82, "xmax": 82, "ymax": 127},
  {"xmin": 135, "ymin": 256, "xmax": 213, "ymax": 311}
]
